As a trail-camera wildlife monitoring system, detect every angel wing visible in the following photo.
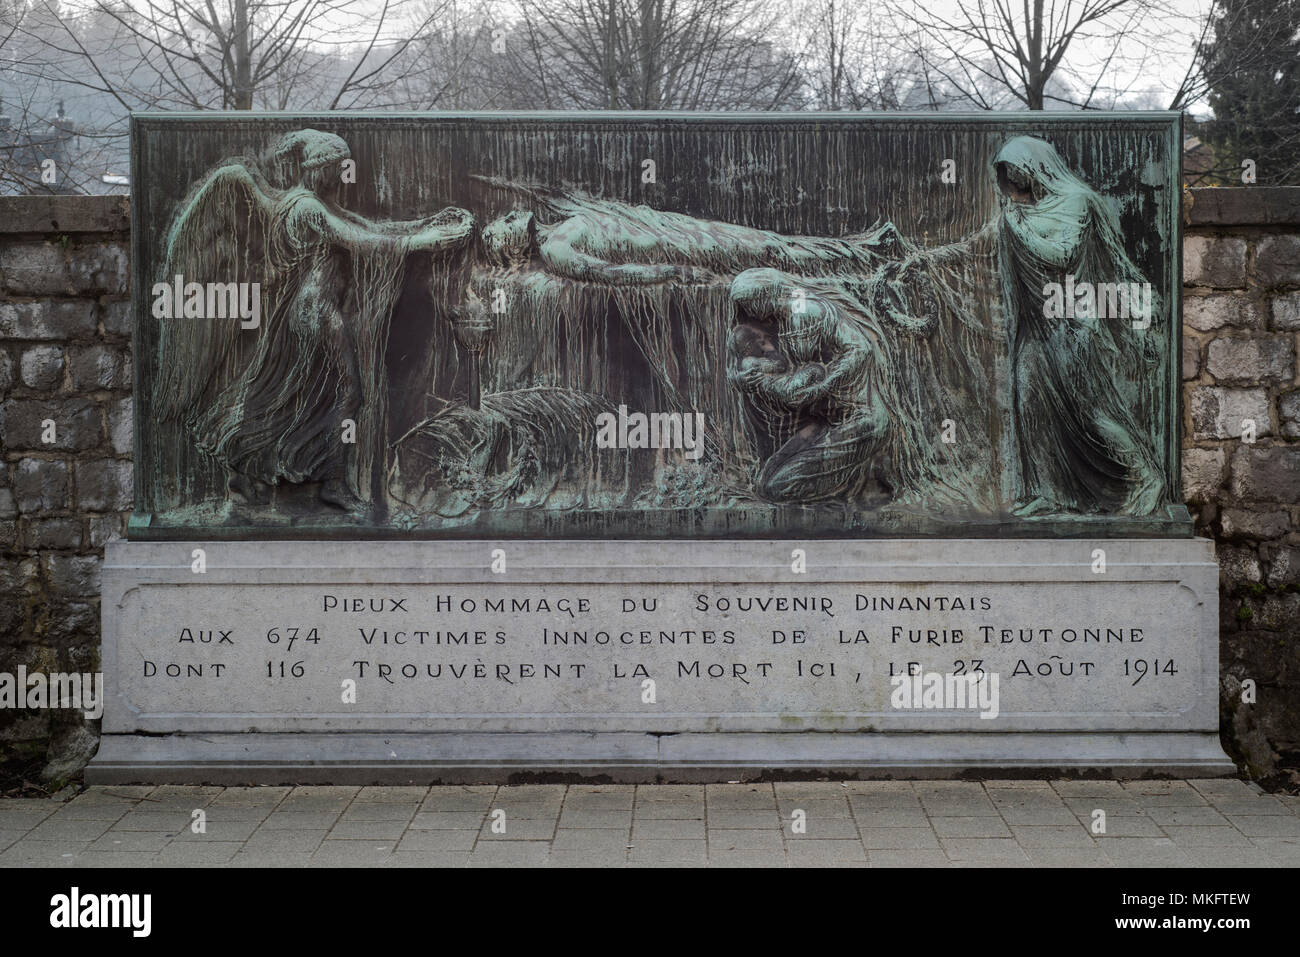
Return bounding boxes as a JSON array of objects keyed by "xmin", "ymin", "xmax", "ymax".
[{"xmin": 151, "ymin": 161, "xmax": 281, "ymax": 426}]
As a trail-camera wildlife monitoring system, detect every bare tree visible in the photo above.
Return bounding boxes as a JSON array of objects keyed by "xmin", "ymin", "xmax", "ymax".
[
  {"xmin": 890, "ymin": 0, "xmax": 1175, "ymax": 110},
  {"xmin": 13, "ymin": 0, "xmax": 454, "ymax": 111},
  {"xmin": 508, "ymin": 0, "xmax": 803, "ymax": 110}
]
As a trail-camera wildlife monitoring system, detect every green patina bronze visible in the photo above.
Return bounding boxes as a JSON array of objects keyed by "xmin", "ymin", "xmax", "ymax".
[{"xmin": 129, "ymin": 111, "xmax": 1187, "ymax": 539}]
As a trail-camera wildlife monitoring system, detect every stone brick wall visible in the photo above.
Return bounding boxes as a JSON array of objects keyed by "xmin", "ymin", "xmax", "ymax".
[
  {"xmin": 0, "ymin": 197, "xmax": 132, "ymax": 785},
  {"xmin": 1, "ymin": 191, "xmax": 1298, "ymax": 785},
  {"xmin": 1184, "ymin": 188, "xmax": 1300, "ymax": 785}
]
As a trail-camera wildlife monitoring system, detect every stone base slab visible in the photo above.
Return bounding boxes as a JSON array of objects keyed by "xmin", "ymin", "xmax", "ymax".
[
  {"xmin": 89, "ymin": 537, "xmax": 1235, "ymax": 782},
  {"xmin": 86, "ymin": 731, "xmax": 1235, "ymax": 784}
]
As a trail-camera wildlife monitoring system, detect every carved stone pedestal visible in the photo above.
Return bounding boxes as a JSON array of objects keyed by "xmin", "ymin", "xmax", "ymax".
[{"xmin": 88, "ymin": 538, "xmax": 1233, "ymax": 784}]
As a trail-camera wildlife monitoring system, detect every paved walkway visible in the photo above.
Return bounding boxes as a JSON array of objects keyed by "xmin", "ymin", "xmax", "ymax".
[{"xmin": 2, "ymin": 779, "xmax": 1298, "ymax": 867}]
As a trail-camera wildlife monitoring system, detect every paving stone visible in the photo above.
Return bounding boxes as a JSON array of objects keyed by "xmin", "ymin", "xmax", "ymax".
[
  {"xmin": 776, "ymin": 798, "xmax": 853, "ymax": 818},
  {"xmin": 241, "ymin": 828, "xmax": 329, "ymax": 853},
  {"xmin": 1142, "ymin": 806, "xmax": 1229, "ymax": 827},
  {"xmin": 229, "ymin": 852, "xmax": 320, "ymax": 869},
  {"xmin": 984, "ymin": 779, "xmax": 1055, "ymax": 790},
  {"xmin": 87, "ymin": 830, "xmax": 174, "ymax": 853},
  {"xmin": 1096, "ymin": 837, "xmax": 1191, "ymax": 867},
  {"xmin": 918, "ymin": 794, "xmax": 1000, "ymax": 817},
  {"xmin": 467, "ymin": 842, "xmax": 551, "ymax": 867},
  {"xmin": 633, "ymin": 819, "xmax": 705, "ymax": 840},
  {"xmin": 634, "ymin": 785, "xmax": 703, "ymax": 803},
  {"xmin": 773, "ymin": 782, "xmax": 854, "ymax": 800},
  {"xmin": 355, "ymin": 786, "xmax": 429, "ymax": 803},
  {"xmin": 309, "ymin": 841, "xmax": 398, "ymax": 866},
  {"xmin": 633, "ymin": 800, "xmax": 705, "ymax": 820},
  {"xmin": 1025, "ymin": 847, "xmax": 1112, "ymax": 867},
  {"xmin": 170, "ymin": 820, "xmax": 261, "ymax": 842},
  {"xmin": 419, "ymin": 786, "xmax": 497, "ymax": 811},
  {"xmin": 941, "ymin": 838, "xmax": 1030, "ymax": 863},
  {"xmin": 1161, "ymin": 825, "xmax": 1250, "ymax": 847},
  {"xmin": 550, "ymin": 829, "xmax": 631, "ymax": 851},
  {"xmin": 557, "ymin": 808, "xmax": 632, "ymax": 828},
  {"xmin": 705, "ymin": 784, "xmax": 776, "ymax": 808},
  {"xmin": 410, "ymin": 810, "xmax": 488, "ymax": 830},
  {"xmin": 549, "ymin": 848, "xmax": 628, "ymax": 867},
  {"xmin": 0, "ymin": 841, "xmax": 88, "ymax": 864},
  {"xmin": 1008, "ymin": 825, "xmax": 1097, "ymax": 848},
  {"xmin": 1050, "ymin": 780, "xmax": 1133, "ymax": 795},
  {"xmin": 328, "ymin": 820, "xmax": 411, "ymax": 841},
  {"xmin": 155, "ymin": 842, "xmax": 243, "ymax": 865},
  {"xmin": 785, "ymin": 816, "xmax": 860, "ymax": 839},
  {"xmin": 708, "ymin": 828, "xmax": 785, "ymax": 851},
  {"xmin": 853, "ymin": 808, "xmax": 930, "ymax": 828},
  {"xmin": 258, "ymin": 811, "xmax": 345, "ymax": 830},
  {"xmin": 933, "ymin": 816, "xmax": 1013, "ymax": 838},
  {"xmin": 478, "ymin": 817, "xmax": 556, "ymax": 841},
  {"xmin": 76, "ymin": 852, "xmax": 160, "ymax": 868},
  {"xmin": 0, "ymin": 808, "xmax": 57, "ymax": 830},
  {"xmin": 995, "ymin": 806, "xmax": 1081, "ymax": 825},
  {"xmin": 1227, "ymin": 815, "xmax": 1300, "ymax": 837},
  {"xmin": 1210, "ymin": 798, "xmax": 1291, "ymax": 816},
  {"xmin": 563, "ymin": 786, "xmax": 635, "ymax": 810},
  {"xmin": 704, "ymin": 808, "xmax": 781, "ymax": 828},
  {"xmin": 628, "ymin": 839, "xmax": 708, "ymax": 863},
  {"xmin": 859, "ymin": 827, "xmax": 941, "ymax": 849},
  {"xmin": 396, "ymin": 829, "xmax": 478, "ymax": 852},
  {"xmin": 1085, "ymin": 815, "xmax": 1165, "ymax": 838},
  {"xmin": 708, "ymin": 849, "xmax": 789, "ymax": 868},
  {"xmin": 784, "ymin": 839, "xmax": 867, "ymax": 864},
  {"xmin": 338, "ymin": 802, "xmax": 419, "ymax": 821},
  {"xmin": 26, "ymin": 818, "xmax": 114, "ymax": 842},
  {"xmin": 206, "ymin": 786, "xmax": 291, "ymax": 807},
  {"xmin": 869, "ymin": 849, "xmax": 951, "ymax": 867}
]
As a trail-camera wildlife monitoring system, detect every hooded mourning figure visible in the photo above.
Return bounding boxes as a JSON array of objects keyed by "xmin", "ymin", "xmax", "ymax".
[
  {"xmin": 993, "ymin": 135, "xmax": 1165, "ymax": 517},
  {"xmin": 152, "ymin": 128, "xmax": 473, "ymax": 512}
]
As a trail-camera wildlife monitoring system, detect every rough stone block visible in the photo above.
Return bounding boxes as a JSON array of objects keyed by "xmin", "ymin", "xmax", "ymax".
[
  {"xmin": 68, "ymin": 344, "xmax": 129, "ymax": 391},
  {"xmin": 1205, "ymin": 336, "xmax": 1294, "ymax": 384},
  {"xmin": 1281, "ymin": 389, "xmax": 1300, "ymax": 440},
  {"xmin": 1218, "ymin": 545, "xmax": 1262, "ymax": 586},
  {"xmin": 22, "ymin": 516, "xmax": 83, "ymax": 549},
  {"xmin": 1182, "ymin": 448, "xmax": 1226, "ymax": 502},
  {"xmin": 1184, "ymin": 295, "xmax": 1261, "ymax": 331},
  {"xmin": 75, "ymin": 459, "xmax": 134, "ymax": 511},
  {"xmin": 1229, "ymin": 445, "xmax": 1300, "ymax": 502},
  {"xmin": 1183, "ymin": 236, "xmax": 1247, "ymax": 287},
  {"xmin": 1219, "ymin": 508, "xmax": 1290, "ymax": 542},
  {"xmin": 1255, "ymin": 235, "xmax": 1300, "ymax": 288},
  {"xmin": 0, "ymin": 242, "xmax": 128, "ymax": 296},
  {"xmin": 108, "ymin": 396, "xmax": 132, "ymax": 454},
  {"xmin": 1264, "ymin": 545, "xmax": 1300, "ymax": 588},
  {"xmin": 18, "ymin": 345, "xmax": 65, "ymax": 390},
  {"xmin": 41, "ymin": 553, "xmax": 101, "ymax": 598},
  {"xmin": 1270, "ymin": 292, "xmax": 1300, "ymax": 330},
  {"xmin": 1182, "ymin": 336, "xmax": 1200, "ymax": 380},
  {"xmin": 99, "ymin": 299, "xmax": 131, "ymax": 336},
  {"xmin": 0, "ymin": 300, "xmax": 97, "ymax": 339},
  {"xmin": 1188, "ymin": 387, "xmax": 1271, "ymax": 440},
  {"xmin": 0, "ymin": 398, "xmax": 103, "ymax": 450},
  {"xmin": 12, "ymin": 458, "xmax": 69, "ymax": 512}
]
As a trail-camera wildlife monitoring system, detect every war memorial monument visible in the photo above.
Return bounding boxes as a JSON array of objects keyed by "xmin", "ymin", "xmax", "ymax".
[{"xmin": 86, "ymin": 111, "xmax": 1233, "ymax": 782}]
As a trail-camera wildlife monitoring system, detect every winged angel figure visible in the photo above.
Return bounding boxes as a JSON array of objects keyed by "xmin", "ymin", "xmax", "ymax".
[{"xmin": 151, "ymin": 128, "xmax": 474, "ymax": 512}]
